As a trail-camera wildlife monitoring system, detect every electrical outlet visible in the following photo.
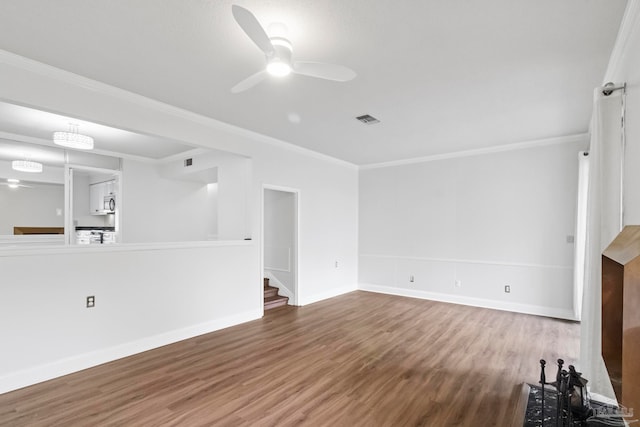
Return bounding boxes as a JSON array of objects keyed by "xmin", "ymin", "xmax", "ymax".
[
  {"xmin": 409, "ymin": 275, "xmax": 415, "ymax": 283},
  {"xmin": 86, "ymin": 296, "xmax": 95, "ymax": 308},
  {"xmin": 455, "ymin": 280, "xmax": 462, "ymax": 288},
  {"xmin": 335, "ymin": 261, "xmax": 339, "ymax": 268},
  {"xmin": 504, "ymin": 285, "xmax": 511, "ymax": 293}
]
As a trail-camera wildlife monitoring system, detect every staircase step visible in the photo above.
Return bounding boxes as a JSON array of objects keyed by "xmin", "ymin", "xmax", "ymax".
[
  {"xmin": 263, "ymin": 277, "xmax": 289, "ymax": 310},
  {"xmin": 264, "ymin": 295, "xmax": 289, "ymax": 310},
  {"xmin": 264, "ymin": 285, "xmax": 279, "ymax": 298}
]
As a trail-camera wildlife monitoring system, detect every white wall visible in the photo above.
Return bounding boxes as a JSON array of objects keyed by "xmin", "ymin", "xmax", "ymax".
[
  {"xmin": 157, "ymin": 148, "xmax": 251, "ymax": 241},
  {"xmin": 0, "ymin": 49, "xmax": 358, "ymax": 392},
  {"xmin": 217, "ymin": 157, "xmax": 251, "ymax": 240},
  {"xmin": 359, "ymin": 138, "xmax": 587, "ymax": 319},
  {"xmin": 206, "ymin": 183, "xmax": 218, "ymax": 240},
  {"xmin": 253, "ymin": 149, "xmax": 358, "ymax": 306},
  {"xmin": 0, "ymin": 182, "xmax": 64, "ymax": 234},
  {"xmin": 2, "ymin": 52, "xmax": 359, "ymax": 305},
  {"xmin": 0, "ymin": 241, "xmax": 258, "ymax": 394},
  {"xmin": 264, "ymin": 189, "xmax": 296, "ymax": 296},
  {"xmin": 121, "ymin": 159, "xmax": 217, "ymax": 243}
]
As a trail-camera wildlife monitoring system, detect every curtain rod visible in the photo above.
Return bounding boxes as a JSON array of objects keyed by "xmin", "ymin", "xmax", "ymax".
[{"xmin": 602, "ymin": 82, "xmax": 626, "ymax": 96}]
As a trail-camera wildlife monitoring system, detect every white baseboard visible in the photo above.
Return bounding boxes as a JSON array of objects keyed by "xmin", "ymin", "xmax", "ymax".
[
  {"xmin": 0, "ymin": 308, "xmax": 262, "ymax": 395},
  {"xmin": 298, "ymin": 284, "xmax": 358, "ymax": 306},
  {"xmin": 358, "ymin": 283, "xmax": 577, "ymax": 321}
]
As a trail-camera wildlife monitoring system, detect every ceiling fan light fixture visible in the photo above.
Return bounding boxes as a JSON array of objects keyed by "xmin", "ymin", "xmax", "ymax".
[
  {"xmin": 267, "ymin": 60, "xmax": 292, "ymax": 77},
  {"xmin": 266, "ymin": 37, "xmax": 293, "ymax": 77},
  {"xmin": 12, "ymin": 160, "xmax": 43, "ymax": 173},
  {"xmin": 270, "ymin": 37, "xmax": 292, "ymax": 51},
  {"xmin": 231, "ymin": 5, "xmax": 356, "ymax": 92},
  {"xmin": 53, "ymin": 123, "xmax": 94, "ymax": 150}
]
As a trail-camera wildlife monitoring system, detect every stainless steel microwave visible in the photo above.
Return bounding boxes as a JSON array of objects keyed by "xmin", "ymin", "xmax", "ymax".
[{"xmin": 103, "ymin": 195, "xmax": 116, "ymax": 213}]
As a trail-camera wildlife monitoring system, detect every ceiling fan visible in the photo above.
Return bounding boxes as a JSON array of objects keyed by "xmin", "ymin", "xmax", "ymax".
[{"xmin": 230, "ymin": 5, "xmax": 357, "ymax": 93}]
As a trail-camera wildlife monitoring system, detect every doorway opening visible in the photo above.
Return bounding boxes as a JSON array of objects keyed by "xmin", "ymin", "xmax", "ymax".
[
  {"xmin": 262, "ymin": 186, "xmax": 299, "ymax": 306},
  {"xmin": 65, "ymin": 165, "xmax": 121, "ymax": 246}
]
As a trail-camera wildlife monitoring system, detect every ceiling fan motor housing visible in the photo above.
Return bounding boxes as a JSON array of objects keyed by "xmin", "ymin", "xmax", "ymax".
[{"xmin": 267, "ymin": 37, "xmax": 293, "ymax": 76}]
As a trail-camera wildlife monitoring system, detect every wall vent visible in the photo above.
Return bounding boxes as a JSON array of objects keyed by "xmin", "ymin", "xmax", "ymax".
[
  {"xmin": 356, "ymin": 114, "xmax": 380, "ymax": 125},
  {"xmin": 184, "ymin": 158, "xmax": 193, "ymax": 167}
]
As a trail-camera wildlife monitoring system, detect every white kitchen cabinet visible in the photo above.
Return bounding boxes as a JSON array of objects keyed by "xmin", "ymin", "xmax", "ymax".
[
  {"xmin": 89, "ymin": 180, "xmax": 116, "ymax": 215},
  {"xmin": 105, "ymin": 180, "xmax": 116, "ymax": 196},
  {"xmin": 89, "ymin": 182, "xmax": 105, "ymax": 215}
]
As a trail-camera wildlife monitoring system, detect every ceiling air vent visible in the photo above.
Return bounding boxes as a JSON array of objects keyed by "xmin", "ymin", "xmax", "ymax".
[
  {"xmin": 184, "ymin": 158, "xmax": 193, "ymax": 167},
  {"xmin": 356, "ymin": 114, "xmax": 380, "ymax": 125}
]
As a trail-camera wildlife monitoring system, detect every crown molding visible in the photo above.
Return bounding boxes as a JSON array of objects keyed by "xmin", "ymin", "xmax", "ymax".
[
  {"xmin": 604, "ymin": 0, "xmax": 640, "ymax": 83},
  {"xmin": 0, "ymin": 49, "xmax": 358, "ymax": 170},
  {"xmin": 359, "ymin": 133, "xmax": 589, "ymax": 170}
]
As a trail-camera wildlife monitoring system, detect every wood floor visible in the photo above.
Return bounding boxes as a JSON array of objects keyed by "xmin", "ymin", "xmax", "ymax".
[{"xmin": 0, "ymin": 291, "xmax": 579, "ymax": 426}]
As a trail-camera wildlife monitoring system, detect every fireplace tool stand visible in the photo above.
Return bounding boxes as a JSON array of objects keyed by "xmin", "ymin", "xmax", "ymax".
[{"xmin": 538, "ymin": 359, "xmax": 592, "ymax": 427}]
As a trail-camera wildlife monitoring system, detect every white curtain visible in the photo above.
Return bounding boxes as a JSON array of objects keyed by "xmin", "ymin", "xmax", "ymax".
[
  {"xmin": 579, "ymin": 87, "xmax": 623, "ymax": 401},
  {"xmin": 573, "ymin": 151, "xmax": 589, "ymax": 321}
]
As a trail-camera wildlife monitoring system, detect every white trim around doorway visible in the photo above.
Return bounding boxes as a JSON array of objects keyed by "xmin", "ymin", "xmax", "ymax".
[{"xmin": 261, "ymin": 184, "xmax": 300, "ymax": 307}]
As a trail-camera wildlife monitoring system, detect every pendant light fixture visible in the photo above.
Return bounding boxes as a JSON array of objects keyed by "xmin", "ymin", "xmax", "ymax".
[
  {"xmin": 53, "ymin": 123, "xmax": 94, "ymax": 150},
  {"xmin": 12, "ymin": 159, "xmax": 43, "ymax": 173}
]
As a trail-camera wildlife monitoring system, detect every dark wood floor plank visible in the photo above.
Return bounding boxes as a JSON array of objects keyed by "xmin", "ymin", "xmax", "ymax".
[{"xmin": 0, "ymin": 291, "xmax": 579, "ymax": 426}]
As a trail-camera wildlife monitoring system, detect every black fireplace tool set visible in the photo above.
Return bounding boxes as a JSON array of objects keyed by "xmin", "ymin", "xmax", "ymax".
[
  {"xmin": 535, "ymin": 359, "xmax": 630, "ymax": 426},
  {"xmin": 538, "ymin": 358, "xmax": 592, "ymax": 426}
]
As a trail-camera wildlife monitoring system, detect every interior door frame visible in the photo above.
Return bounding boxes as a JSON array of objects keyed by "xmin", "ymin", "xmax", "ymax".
[{"xmin": 261, "ymin": 184, "xmax": 300, "ymax": 307}]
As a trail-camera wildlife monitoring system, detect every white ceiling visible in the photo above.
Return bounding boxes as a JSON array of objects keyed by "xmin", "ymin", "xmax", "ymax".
[
  {"xmin": 0, "ymin": 102, "xmax": 196, "ymax": 162},
  {"xmin": 0, "ymin": 0, "xmax": 628, "ymax": 166}
]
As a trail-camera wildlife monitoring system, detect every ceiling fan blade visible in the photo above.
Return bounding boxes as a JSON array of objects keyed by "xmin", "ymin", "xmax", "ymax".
[
  {"xmin": 232, "ymin": 5, "xmax": 274, "ymax": 56},
  {"xmin": 293, "ymin": 61, "xmax": 357, "ymax": 82},
  {"xmin": 231, "ymin": 70, "xmax": 267, "ymax": 93}
]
